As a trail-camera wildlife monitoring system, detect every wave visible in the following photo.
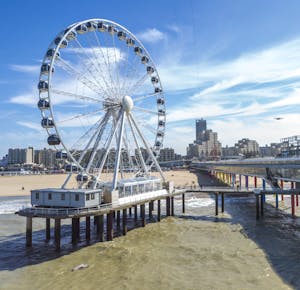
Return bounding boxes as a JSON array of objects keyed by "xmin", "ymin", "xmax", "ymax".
[
  {"xmin": 0, "ymin": 198, "xmax": 31, "ymax": 215},
  {"xmin": 186, "ymin": 197, "xmax": 214, "ymax": 207}
]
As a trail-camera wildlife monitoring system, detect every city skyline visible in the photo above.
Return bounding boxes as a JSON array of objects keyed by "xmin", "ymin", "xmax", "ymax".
[{"xmin": 1, "ymin": 1, "xmax": 300, "ymax": 156}]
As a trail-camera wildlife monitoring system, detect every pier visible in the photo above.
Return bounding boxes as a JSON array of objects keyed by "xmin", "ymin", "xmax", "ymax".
[{"xmin": 17, "ymin": 189, "xmax": 186, "ymax": 251}]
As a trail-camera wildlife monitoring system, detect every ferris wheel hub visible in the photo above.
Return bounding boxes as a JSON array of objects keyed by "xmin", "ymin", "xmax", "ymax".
[{"xmin": 122, "ymin": 95, "xmax": 134, "ymax": 113}]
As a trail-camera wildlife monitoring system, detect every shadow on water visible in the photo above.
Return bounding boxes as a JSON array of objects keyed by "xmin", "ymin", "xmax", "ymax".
[
  {"xmin": 207, "ymin": 195, "xmax": 300, "ymax": 289},
  {"xmin": 0, "ymin": 216, "xmax": 147, "ymax": 271}
]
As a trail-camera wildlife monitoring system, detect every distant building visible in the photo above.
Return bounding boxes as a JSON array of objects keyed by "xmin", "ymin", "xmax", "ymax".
[
  {"xmin": 278, "ymin": 135, "xmax": 300, "ymax": 157},
  {"xmin": 159, "ymin": 148, "xmax": 175, "ymax": 162},
  {"xmin": 235, "ymin": 138, "xmax": 259, "ymax": 157},
  {"xmin": 195, "ymin": 118, "xmax": 207, "ymax": 144},
  {"xmin": 187, "ymin": 119, "xmax": 221, "ymax": 160},
  {"xmin": 8, "ymin": 147, "xmax": 34, "ymax": 165}
]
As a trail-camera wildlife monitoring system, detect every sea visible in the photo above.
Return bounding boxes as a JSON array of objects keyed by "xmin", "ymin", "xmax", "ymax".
[{"xmin": 0, "ymin": 194, "xmax": 300, "ymax": 290}]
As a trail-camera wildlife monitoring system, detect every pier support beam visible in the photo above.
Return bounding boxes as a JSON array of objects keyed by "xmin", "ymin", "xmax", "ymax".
[
  {"xmin": 149, "ymin": 201, "xmax": 153, "ymax": 219},
  {"xmin": 171, "ymin": 196, "xmax": 174, "ymax": 216},
  {"xmin": 221, "ymin": 193, "xmax": 225, "ymax": 213},
  {"xmin": 116, "ymin": 211, "xmax": 121, "ymax": 229},
  {"xmin": 85, "ymin": 216, "xmax": 90, "ymax": 241},
  {"xmin": 260, "ymin": 194, "xmax": 264, "ymax": 217},
  {"xmin": 141, "ymin": 204, "xmax": 146, "ymax": 227},
  {"xmin": 129, "ymin": 207, "xmax": 132, "ymax": 216},
  {"xmin": 122, "ymin": 209, "xmax": 127, "ymax": 235},
  {"xmin": 215, "ymin": 193, "xmax": 219, "ymax": 216},
  {"xmin": 107, "ymin": 212, "xmax": 114, "ymax": 241},
  {"xmin": 182, "ymin": 193, "xmax": 185, "ymax": 213},
  {"xmin": 54, "ymin": 218, "xmax": 61, "ymax": 251},
  {"xmin": 256, "ymin": 195, "xmax": 260, "ymax": 220},
  {"xmin": 157, "ymin": 199, "xmax": 161, "ymax": 221},
  {"xmin": 134, "ymin": 205, "xmax": 138, "ymax": 221},
  {"xmin": 26, "ymin": 217, "xmax": 32, "ymax": 247},
  {"xmin": 166, "ymin": 197, "xmax": 171, "ymax": 216},
  {"xmin": 96, "ymin": 215, "xmax": 104, "ymax": 242},
  {"xmin": 46, "ymin": 218, "xmax": 50, "ymax": 241},
  {"xmin": 291, "ymin": 195, "xmax": 295, "ymax": 217},
  {"xmin": 72, "ymin": 218, "xmax": 77, "ymax": 244}
]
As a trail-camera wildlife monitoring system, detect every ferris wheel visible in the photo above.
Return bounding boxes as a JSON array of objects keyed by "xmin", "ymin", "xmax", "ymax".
[{"xmin": 37, "ymin": 18, "xmax": 166, "ymax": 190}]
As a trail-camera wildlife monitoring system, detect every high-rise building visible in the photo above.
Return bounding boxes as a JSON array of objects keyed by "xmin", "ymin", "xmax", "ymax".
[
  {"xmin": 195, "ymin": 118, "xmax": 207, "ymax": 143},
  {"xmin": 235, "ymin": 138, "xmax": 259, "ymax": 157},
  {"xmin": 8, "ymin": 147, "xmax": 34, "ymax": 165},
  {"xmin": 159, "ymin": 148, "xmax": 175, "ymax": 162},
  {"xmin": 188, "ymin": 119, "xmax": 221, "ymax": 160}
]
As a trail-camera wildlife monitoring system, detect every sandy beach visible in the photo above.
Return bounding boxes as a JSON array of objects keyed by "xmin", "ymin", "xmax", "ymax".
[{"xmin": 0, "ymin": 170, "xmax": 198, "ymax": 197}]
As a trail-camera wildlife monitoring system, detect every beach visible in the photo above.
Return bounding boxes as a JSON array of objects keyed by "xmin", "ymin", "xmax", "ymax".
[{"xmin": 0, "ymin": 170, "xmax": 198, "ymax": 197}]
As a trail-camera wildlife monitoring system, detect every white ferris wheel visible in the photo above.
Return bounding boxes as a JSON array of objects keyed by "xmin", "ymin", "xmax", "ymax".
[{"xmin": 38, "ymin": 18, "xmax": 166, "ymax": 190}]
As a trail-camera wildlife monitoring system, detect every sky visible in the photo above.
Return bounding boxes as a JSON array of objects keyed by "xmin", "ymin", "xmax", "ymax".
[{"xmin": 1, "ymin": 0, "xmax": 300, "ymax": 157}]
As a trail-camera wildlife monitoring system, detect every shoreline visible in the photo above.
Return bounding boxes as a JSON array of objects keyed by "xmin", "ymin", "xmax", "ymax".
[{"xmin": 0, "ymin": 170, "xmax": 198, "ymax": 197}]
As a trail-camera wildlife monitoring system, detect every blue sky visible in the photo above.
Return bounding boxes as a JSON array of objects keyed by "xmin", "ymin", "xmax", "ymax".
[{"xmin": 1, "ymin": 0, "xmax": 300, "ymax": 157}]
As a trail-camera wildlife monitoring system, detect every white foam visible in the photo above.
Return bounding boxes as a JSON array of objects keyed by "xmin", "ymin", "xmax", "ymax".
[
  {"xmin": 186, "ymin": 197, "xmax": 214, "ymax": 208},
  {"xmin": 0, "ymin": 198, "xmax": 31, "ymax": 214}
]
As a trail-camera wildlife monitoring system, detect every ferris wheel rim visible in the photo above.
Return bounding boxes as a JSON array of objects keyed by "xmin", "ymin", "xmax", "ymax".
[{"xmin": 38, "ymin": 18, "xmax": 166, "ymax": 184}]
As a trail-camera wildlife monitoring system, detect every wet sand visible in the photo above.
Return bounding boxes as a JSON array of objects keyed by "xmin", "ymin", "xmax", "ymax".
[
  {"xmin": 0, "ymin": 170, "xmax": 198, "ymax": 197},
  {"xmin": 0, "ymin": 195, "xmax": 295, "ymax": 290}
]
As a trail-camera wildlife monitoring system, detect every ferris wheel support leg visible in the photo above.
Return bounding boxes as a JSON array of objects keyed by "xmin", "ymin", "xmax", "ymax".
[
  {"xmin": 127, "ymin": 115, "xmax": 148, "ymax": 175},
  {"xmin": 62, "ymin": 172, "xmax": 73, "ymax": 189},
  {"xmin": 93, "ymin": 110, "xmax": 123, "ymax": 189},
  {"xmin": 112, "ymin": 111, "xmax": 125, "ymax": 190},
  {"xmin": 128, "ymin": 113, "xmax": 165, "ymax": 182}
]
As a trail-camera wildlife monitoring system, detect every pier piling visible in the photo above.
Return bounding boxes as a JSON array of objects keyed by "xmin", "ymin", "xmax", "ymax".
[
  {"xmin": 157, "ymin": 199, "xmax": 161, "ymax": 221},
  {"xmin": 26, "ymin": 217, "xmax": 32, "ymax": 247},
  {"xmin": 107, "ymin": 212, "xmax": 114, "ymax": 241},
  {"xmin": 46, "ymin": 218, "xmax": 50, "ymax": 241},
  {"xmin": 134, "ymin": 205, "xmax": 138, "ymax": 221},
  {"xmin": 149, "ymin": 202, "xmax": 153, "ymax": 219},
  {"xmin": 141, "ymin": 204, "xmax": 146, "ymax": 227},
  {"xmin": 116, "ymin": 210, "xmax": 121, "ymax": 229},
  {"xmin": 72, "ymin": 218, "xmax": 77, "ymax": 244},
  {"xmin": 85, "ymin": 216, "xmax": 90, "ymax": 241},
  {"xmin": 182, "ymin": 193, "xmax": 185, "ymax": 213},
  {"xmin": 166, "ymin": 197, "xmax": 171, "ymax": 216},
  {"xmin": 171, "ymin": 196, "xmax": 174, "ymax": 216},
  {"xmin": 260, "ymin": 194, "xmax": 264, "ymax": 217},
  {"xmin": 221, "ymin": 193, "xmax": 224, "ymax": 213},
  {"xmin": 256, "ymin": 195, "xmax": 260, "ymax": 220},
  {"xmin": 215, "ymin": 193, "xmax": 219, "ymax": 216},
  {"xmin": 122, "ymin": 209, "xmax": 127, "ymax": 235},
  {"xmin": 54, "ymin": 219, "xmax": 61, "ymax": 251},
  {"xmin": 291, "ymin": 195, "xmax": 295, "ymax": 217}
]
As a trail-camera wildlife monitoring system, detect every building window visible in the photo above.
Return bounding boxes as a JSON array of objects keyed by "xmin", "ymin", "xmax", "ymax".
[
  {"xmin": 75, "ymin": 194, "xmax": 79, "ymax": 201},
  {"xmin": 91, "ymin": 193, "xmax": 95, "ymax": 200},
  {"xmin": 86, "ymin": 194, "xmax": 90, "ymax": 201},
  {"xmin": 35, "ymin": 192, "xmax": 39, "ymax": 200},
  {"xmin": 61, "ymin": 193, "xmax": 65, "ymax": 201},
  {"xmin": 48, "ymin": 193, "xmax": 52, "ymax": 200}
]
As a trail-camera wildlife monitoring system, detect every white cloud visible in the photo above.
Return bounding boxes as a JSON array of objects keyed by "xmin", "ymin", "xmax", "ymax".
[
  {"xmin": 10, "ymin": 94, "xmax": 37, "ymax": 106},
  {"xmin": 17, "ymin": 121, "xmax": 42, "ymax": 131},
  {"xmin": 9, "ymin": 64, "xmax": 40, "ymax": 73},
  {"xmin": 137, "ymin": 28, "xmax": 165, "ymax": 43}
]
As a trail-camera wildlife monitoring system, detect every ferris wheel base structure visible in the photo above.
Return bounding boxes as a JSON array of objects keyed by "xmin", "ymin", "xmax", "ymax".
[{"xmin": 30, "ymin": 178, "xmax": 174, "ymax": 209}]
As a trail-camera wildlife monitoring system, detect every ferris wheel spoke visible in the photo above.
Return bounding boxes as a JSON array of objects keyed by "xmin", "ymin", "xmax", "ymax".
[
  {"xmin": 57, "ymin": 107, "xmax": 105, "ymax": 124},
  {"xmin": 133, "ymin": 92, "xmax": 161, "ymax": 102},
  {"xmin": 56, "ymin": 57, "xmax": 109, "ymax": 98},
  {"xmin": 126, "ymin": 73, "xmax": 149, "ymax": 96},
  {"xmin": 128, "ymin": 113, "xmax": 165, "ymax": 181},
  {"xmin": 133, "ymin": 105, "xmax": 160, "ymax": 115},
  {"xmin": 51, "ymin": 89, "xmax": 103, "ymax": 104},
  {"xmin": 121, "ymin": 54, "xmax": 144, "ymax": 96},
  {"xmin": 69, "ymin": 118, "xmax": 103, "ymax": 161},
  {"xmin": 92, "ymin": 31, "xmax": 118, "ymax": 97},
  {"xmin": 71, "ymin": 38, "xmax": 114, "ymax": 98},
  {"xmin": 85, "ymin": 111, "xmax": 111, "ymax": 173},
  {"xmin": 111, "ymin": 33, "xmax": 122, "ymax": 99},
  {"xmin": 85, "ymin": 32, "xmax": 116, "ymax": 98}
]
